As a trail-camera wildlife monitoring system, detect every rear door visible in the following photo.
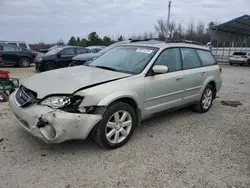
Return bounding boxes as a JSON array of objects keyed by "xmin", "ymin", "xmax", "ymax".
[
  {"xmin": 2, "ymin": 46, "xmax": 20, "ymax": 65},
  {"xmin": 58, "ymin": 47, "xmax": 76, "ymax": 68},
  {"xmin": 180, "ymin": 48, "xmax": 205, "ymax": 103}
]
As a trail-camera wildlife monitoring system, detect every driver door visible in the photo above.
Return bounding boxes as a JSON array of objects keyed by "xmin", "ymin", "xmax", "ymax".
[
  {"xmin": 144, "ymin": 48, "xmax": 185, "ymax": 116},
  {"xmin": 58, "ymin": 47, "xmax": 76, "ymax": 68}
]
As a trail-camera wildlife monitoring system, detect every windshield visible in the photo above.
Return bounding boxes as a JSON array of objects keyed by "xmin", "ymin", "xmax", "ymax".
[
  {"xmin": 45, "ymin": 47, "xmax": 62, "ymax": 55},
  {"xmin": 90, "ymin": 46, "xmax": 158, "ymax": 74},
  {"xmin": 98, "ymin": 41, "xmax": 130, "ymax": 54}
]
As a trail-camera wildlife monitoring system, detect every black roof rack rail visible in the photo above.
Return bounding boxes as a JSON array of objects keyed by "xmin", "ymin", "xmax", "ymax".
[
  {"xmin": 129, "ymin": 38, "xmax": 163, "ymax": 42},
  {"xmin": 165, "ymin": 39, "xmax": 203, "ymax": 45}
]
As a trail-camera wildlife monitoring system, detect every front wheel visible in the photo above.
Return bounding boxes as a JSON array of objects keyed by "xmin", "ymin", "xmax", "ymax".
[
  {"xmin": 0, "ymin": 92, "xmax": 8, "ymax": 102},
  {"xmin": 94, "ymin": 102, "xmax": 136, "ymax": 149},
  {"xmin": 18, "ymin": 57, "xmax": 30, "ymax": 67},
  {"xmin": 44, "ymin": 61, "xmax": 56, "ymax": 71},
  {"xmin": 193, "ymin": 84, "xmax": 215, "ymax": 113}
]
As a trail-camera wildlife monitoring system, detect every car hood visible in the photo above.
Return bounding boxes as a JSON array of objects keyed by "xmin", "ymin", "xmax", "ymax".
[
  {"xmin": 72, "ymin": 53, "xmax": 101, "ymax": 61},
  {"xmin": 23, "ymin": 66, "xmax": 131, "ymax": 98}
]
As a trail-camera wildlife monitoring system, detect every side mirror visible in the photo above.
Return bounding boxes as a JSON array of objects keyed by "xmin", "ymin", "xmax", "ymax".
[
  {"xmin": 152, "ymin": 65, "xmax": 169, "ymax": 74},
  {"xmin": 57, "ymin": 53, "xmax": 61, "ymax": 58}
]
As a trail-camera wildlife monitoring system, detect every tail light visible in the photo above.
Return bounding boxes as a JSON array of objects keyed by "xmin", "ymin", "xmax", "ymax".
[
  {"xmin": 218, "ymin": 64, "xmax": 222, "ymax": 73},
  {"xmin": 32, "ymin": 52, "xmax": 37, "ymax": 56}
]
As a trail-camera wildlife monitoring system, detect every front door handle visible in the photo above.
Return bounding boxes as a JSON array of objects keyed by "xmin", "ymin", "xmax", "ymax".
[{"xmin": 176, "ymin": 77, "xmax": 182, "ymax": 81}]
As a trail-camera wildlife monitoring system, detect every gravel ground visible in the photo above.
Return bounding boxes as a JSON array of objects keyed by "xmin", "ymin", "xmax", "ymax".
[{"xmin": 0, "ymin": 65, "xmax": 249, "ymax": 188}]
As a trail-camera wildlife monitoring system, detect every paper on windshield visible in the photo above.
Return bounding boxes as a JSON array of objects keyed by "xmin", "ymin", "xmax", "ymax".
[{"xmin": 136, "ymin": 48, "xmax": 153, "ymax": 54}]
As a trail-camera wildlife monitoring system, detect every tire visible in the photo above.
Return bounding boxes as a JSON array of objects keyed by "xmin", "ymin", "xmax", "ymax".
[
  {"xmin": 229, "ymin": 61, "xmax": 233, "ymax": 66},
  {"xmin": 94, "ymin": 102, "xmax": 136, "ymax": 149},
  {"xmin": 192, "ymin": 84, "xmax": 215, "ymax": 113},
  {"xmin": 69, "ymin": 62, "xmax": 75, "ymax": 67},
  {"xmin": 18, "ymin": 57, "xmax": 30, "ymax": 67},
  {"xmin": 0, "ymin": 92, "xmax": 8, "ymax": 102},
  {"xmin": 44, "ymin": 61, "xmax": 56, "ymax": 71}
]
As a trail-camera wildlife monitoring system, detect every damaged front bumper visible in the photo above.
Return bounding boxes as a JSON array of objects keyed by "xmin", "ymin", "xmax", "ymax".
[{"xmin": 9, "ymin": 92, "xmax": 102, "ymax": 143}]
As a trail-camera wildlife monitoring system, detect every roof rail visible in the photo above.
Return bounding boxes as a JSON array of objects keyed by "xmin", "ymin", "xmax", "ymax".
[
  {"xmin": 129, "ymin": 38, "xmax": 163, "ymax": 42},
  {"xmin": 165, "ymin": 39, "xmax": 203, "ymax": 45}
]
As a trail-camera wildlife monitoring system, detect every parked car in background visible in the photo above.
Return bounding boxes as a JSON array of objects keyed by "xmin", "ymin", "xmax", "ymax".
[
  {"xmin": 0, "ymin": 44, "xmax": 37, "ymax": 67},
  {"xmin": 0, "ymin": 41, "xmax": 31, "ymax": 50},
  {"xmin": 229, "ymin": 51, "xmax": 250, "ymax": 66},
  {"xmin": 9, "ymin": 40, "xmax": 222, "ymax": 149},
  {"xmin": 86, "ymin": 46, "xmax": 106, "ymax": 53},
  {"xmin": 35, "ymin": 46, "xmax": 90, "ymax": 71}
]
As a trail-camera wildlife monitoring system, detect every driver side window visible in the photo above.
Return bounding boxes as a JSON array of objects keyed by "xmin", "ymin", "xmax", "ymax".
[
  {"xmin": 154, "ymin": 48, "xmax": 182, "ymax": 72},
  {"xmin": 61, "ymin": 48, "xmax": 75, "ymax": 55}
]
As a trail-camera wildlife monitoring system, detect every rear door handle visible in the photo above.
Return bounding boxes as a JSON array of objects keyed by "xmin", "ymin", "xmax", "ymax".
[
  {"xmin": 202, "ymin": 72, "xmax": 206, "ymax": 76},
  {"xmin": 176, "ymin": 77, "xmax": 182, "ymax": 81}
]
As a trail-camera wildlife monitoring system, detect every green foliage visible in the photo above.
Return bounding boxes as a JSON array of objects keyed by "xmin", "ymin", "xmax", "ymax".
[{"xmin": 67, "ymin": 32, "xmax": 113, "ymax": 47}]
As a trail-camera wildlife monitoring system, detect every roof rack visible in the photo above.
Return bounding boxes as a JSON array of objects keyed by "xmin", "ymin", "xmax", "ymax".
[
  {"xmin": 129, "ymin": 38, "xmax": 163, "ymax": 42},
  {"xmin": 165, "ymin": 39, "xmax": 203, "ymax": 45}
]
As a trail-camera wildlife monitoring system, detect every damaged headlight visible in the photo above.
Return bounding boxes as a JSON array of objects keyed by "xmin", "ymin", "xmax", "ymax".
[{"xmin": 39, "ymin": 96, "xmax": 83, "ymax": 109}]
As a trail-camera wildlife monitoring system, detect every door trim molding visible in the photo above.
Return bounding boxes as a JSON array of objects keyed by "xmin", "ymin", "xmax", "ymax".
[{"xmin": 145, "ymin": 90, "xmax": 184, "ymax": 102}]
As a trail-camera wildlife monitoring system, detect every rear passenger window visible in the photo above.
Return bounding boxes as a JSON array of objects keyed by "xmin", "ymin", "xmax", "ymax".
[
  {"xmin": 180, "ymin": 48, "xmax": 201, "ymax": 69},
  {"xmin": 196, "ymin": 50, "xmax": 216, "ymax": 66},
  {"xmin": 7, "ymin": 43, "xmax": 18, "ymax": 46},
  {"xmin": 154, "ymin": 48, "xmax": 181, "ymax": 72}
]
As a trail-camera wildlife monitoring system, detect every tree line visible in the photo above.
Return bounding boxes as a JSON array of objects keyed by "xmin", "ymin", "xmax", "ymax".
[{"xmin": 30, "ymin": 19, "xmax": 217, "ymax": 51}]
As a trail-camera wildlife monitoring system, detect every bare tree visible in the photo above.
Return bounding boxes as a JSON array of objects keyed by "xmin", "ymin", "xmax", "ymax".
[
  {"xmin": 185, "ymin": 20, "xmax": 195, "ymax": 40},
  {"xmin": 168, "ymin": 21, "xmax": 176, "ymax": 39},
  {"xmin": 155, "ymin": 18, "xmax": 167, "ymax": 39}
]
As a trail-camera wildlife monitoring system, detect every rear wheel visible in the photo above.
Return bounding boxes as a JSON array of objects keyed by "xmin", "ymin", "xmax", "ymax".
[
  {"xmin": 192, "ymin": 84, "xmax": 215, "ymax": 113},
  {"xmin": 18, "ymin": 57, "xmax": 30, "ymax": 67},
  {"xmin": 94, "ymin": 102, "xmax": 136, "ymax": 149},
  {"xmin": 0, "ymin": 92, "xmax": 8, "ymax": 102},
  {"xmin": 229, "ymin": 61, "xmax": 233, "ymax": 66},
  {"xmin": 44, "ymin": 61, "xmax": 56, "ymax": 71}
]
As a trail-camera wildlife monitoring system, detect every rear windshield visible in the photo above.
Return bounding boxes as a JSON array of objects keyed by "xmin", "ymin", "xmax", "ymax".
[{"xmin": 233, "ymin": 52, "xmax": 246, "ymax": 56}]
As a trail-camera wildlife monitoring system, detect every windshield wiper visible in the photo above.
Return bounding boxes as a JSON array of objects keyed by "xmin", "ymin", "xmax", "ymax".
[{"xmin": 95, "ymin": 65, "xmax": 119, "ymax": 72}]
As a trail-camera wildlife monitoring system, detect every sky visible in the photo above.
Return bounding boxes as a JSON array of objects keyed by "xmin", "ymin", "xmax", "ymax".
[{"xmin": 0, "ymin": 0, "xmax": 249, "ymax": 43}]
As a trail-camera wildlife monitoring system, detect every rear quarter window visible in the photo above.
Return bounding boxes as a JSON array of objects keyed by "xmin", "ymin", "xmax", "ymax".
[
  {"xmin": 19, "ymin": 43, "xmax": 27, "ymax": 49},
  {"xmin": 196, "ymin": 49, "xmax": 217, "ymax": 66}
]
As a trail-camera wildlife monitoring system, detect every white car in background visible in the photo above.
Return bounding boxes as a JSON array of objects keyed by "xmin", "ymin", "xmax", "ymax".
[
  {"xmin": 0, "ymin": 41, "xmax": 31, "ymax": 50},
  {"xmin": 229, "ymin": 52, "xmax": 250, "ymax": 66}
]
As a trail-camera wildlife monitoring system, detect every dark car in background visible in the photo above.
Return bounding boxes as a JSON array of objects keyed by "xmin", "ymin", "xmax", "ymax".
[
  {"xmin": 35, "ymin": 46, "xmax": 90, "ymax": 71},
  {"xmin": 0, "ymin": 44, "xmax": 37, "ymax": 67}
]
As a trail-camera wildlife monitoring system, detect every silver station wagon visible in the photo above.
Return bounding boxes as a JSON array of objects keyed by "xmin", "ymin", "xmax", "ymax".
[{"xmin": 9, "ymin": 40, "xmax": 222, "ymax": 149}]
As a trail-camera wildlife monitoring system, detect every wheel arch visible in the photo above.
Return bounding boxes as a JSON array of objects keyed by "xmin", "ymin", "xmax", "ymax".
[
  {"xmin": 97, "ymin": 92, "xmax": 142, "ymax": 126},
  {"xmin": 200, "ymin": 78, "xmax": 217, "ymax": 99}
]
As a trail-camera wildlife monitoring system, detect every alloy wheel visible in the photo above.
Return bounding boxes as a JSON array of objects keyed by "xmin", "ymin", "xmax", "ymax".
[
  {"xmin": 105, "ymin": 110, "xmax": 132, "ymax": 144},
  {"xmin": 202, "ymin": 88, "xmax": 213, "ymax": 110}
]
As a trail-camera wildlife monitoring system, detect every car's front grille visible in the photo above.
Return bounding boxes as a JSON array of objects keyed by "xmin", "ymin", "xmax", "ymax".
[{"xmin": 15, "ymin": 86, "xmax": 37, "ymax": 107}]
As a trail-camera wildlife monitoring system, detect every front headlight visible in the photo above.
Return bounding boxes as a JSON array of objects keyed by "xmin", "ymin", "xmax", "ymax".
[{"xmin": 39, "ymin": 96, "xmax": 83, "ymax": 109}]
